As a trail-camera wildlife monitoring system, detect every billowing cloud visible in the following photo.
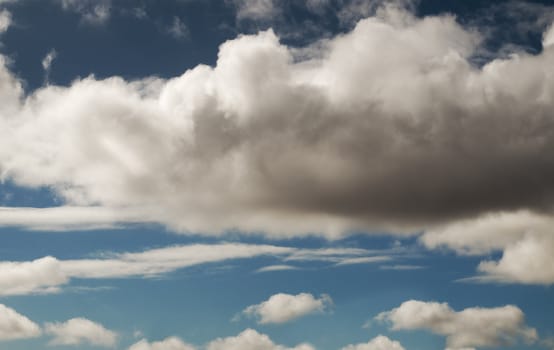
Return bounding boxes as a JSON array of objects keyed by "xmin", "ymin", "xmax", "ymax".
[
  {"xmin": 241, "ymin": 293, "xmax": 332, "ymax": 324},
  {"xmin": 376, "ymin": 300, "xmax": 537, "ymax": 349},
  {"xmin": 45, "ymin": 318, "xmax": 117, "ymax": 347},
  {"xmin": 0, "ymin": 6, "xmax": 554, "ymax": 240},
  {"xmin": 340, "ymin": 335, "xmax": 405, "ymax": 350},
  {"xmin": 129, "ymin": 337, "xmax": 196, "ymax": 350},
  {"xmin": 0, "ymin": 304, "xmax": 41, "ymax": 340},
  {"xmin": 206, "ymin": 328, "xmax": 314, "ymax": 350}
]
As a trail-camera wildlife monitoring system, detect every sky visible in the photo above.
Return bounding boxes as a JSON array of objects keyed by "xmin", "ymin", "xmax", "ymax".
[{"xmin": 0, "ymin": 0, "xmax": 553, "ymax": 349}]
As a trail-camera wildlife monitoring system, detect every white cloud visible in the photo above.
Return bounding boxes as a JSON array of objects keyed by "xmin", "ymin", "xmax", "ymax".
[
  {"xmin": 376, "ymin": 300, "xmax": 537, "ymax": 349},
  {"xmin": 255, "ymin": 264, "xmax": 298, "ymax": 273},
  {"xmin": 379, "ymin": 265, "xmax": 424, "ymax": 271},
  {"xmin": 0, "ymin": 243, "xmax": 292, "ymax": 296},
  {"xmin": 1, "ymin": 6, "xmax": 554, "ymax": 241},
  {"xmin": 334, "ymin": 256, "xmax": 392, "ymax": 266},
  {"xmin": 0, "ymin": 256, "xmax": 68, "ymax": 296},
  {"xmin": 206, "ymin": 328, "xmax": 314, "ymax": 350},
  {"xmin": 544, "ymin": 22, "xmax": 554, "ymax": 47},
  {"xmin": 129, "ymin": 337, "xmax": 196, "ymax": 350},
  {"xmin": 477, "ymin": 233, "xmax": 554, "ymax": 284},
  {"xmin": 285, "ymin": 248, "xmax": 378, "ymax": 262},
  {"xmin": 0, "ymin": 10, "xmax": 11, "ymax": 33},
  {"xmin": 242, "ymin": 293, "xmax": 332, "ymax": 324},
  {"xmin": 0, "ymin": 206, "xmax": 158, "ymax": 231},
  {"xmin": 341, "ymin": 335, "xmax": 405, "ymax": 350},
  {"xmin": 420, "ymin": 211, "xmax": 552, "ymax": 255},
  {"xmin": 421, "ymin": 211, "xmax": 554, "ymax": 285},
  {"xmin": 45, "ymin": 318, "xmax": 117, "ymax": 347},
  {"xmin": 0, "ymin": 304, "xmax": 41, "ymax": 340},
  {"xmin": 0, "ymin": 243, "xmax": 400, "ymax": 296}
]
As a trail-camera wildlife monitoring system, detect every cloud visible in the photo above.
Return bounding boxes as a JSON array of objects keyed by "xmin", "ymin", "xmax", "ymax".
[
  {"xmin": 129, "ymin": 337, "xmax": 196, "ymax": 350},
  {"xmin": 206, "ymin": 328, "xmax": 314, "ymax": 350},
  {"xmin": 0, "ymin": 9, "xmax": 11, "ymax": 33},
  {"xmin": 0, "ymin": 243, "xmax": 292, "ymax": 296},
  {"xmin": 41, "ymin": 49, "xmax": 57, "ymax": 72},
  {"xmin": 0, "ymin": 206, "xmax": 158, "ymax": 231},
  {"xmin": 255, "ymin": 264, "xmax": 298, "ymax": 273},
  {"xmin": 1, "ymin": 7, "xmax": 554, "ymax": 240},
  {"xmin": 0, "ymin": 304, "xmax": 41, "ymax": 340},
  {"xmin": 477, "ymin": 233, "xmax": 554, "ymax": 284},
  {"xmin": 334, "ymin": 256, "xmax": 392, "ymax": 266},
  {"xmin": 421, "ymin": 211, "xmax": 554, "ymax": 284},
  {"xmin": 544, "ymin": 22, "xmax": 554, "ymax": 48},
  {"xmin": 61, "ymin": 243, "xmax": 292, "ymax": 279},
  {"xmin": 230, "ymin": 0, "xmax": 280, "ymax": 21},
  {"xmin": 45, "ymin": 318, "xmax": 117, "ymax": 347},
  {"xmin": 376, "ymin": 300, "xmax": 537, "ymax": 349},
  {"xmin": 340, "ymin": 335, "xmax": 405, "ymax": 350},
  {"xmin": 42, "ymin": 49, "xmax": 57, "ymax": 84},
  {"xmin": 0, "ymin": 243, "xmax": 401, "ymax": 296},
  {"xmin": 0, "ymin": 256, "xmax": 68, "ymax": 296},
  {"xmin": 379, "ymin": 265, "xmax": 424, "ymax": 271},
  {"xmin": 420, "ymin": 211, "xmax": 550, "ymax": 255},
  {"xmin": 167, "ymin": 17, "xmax": 189, "ymax": 40},
  {"xmin": 241, "ymin": 293, "xmax": 332, "ymax": 324},
  {"xmin": 58, "ymin": 0, "xmax": 111, "ymax": 24}
]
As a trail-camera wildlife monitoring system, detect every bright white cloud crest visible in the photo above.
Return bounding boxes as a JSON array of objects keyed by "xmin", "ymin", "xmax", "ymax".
[{"xmin": 242, "ymin": 293, "xmax": 332, "ymax": 324}]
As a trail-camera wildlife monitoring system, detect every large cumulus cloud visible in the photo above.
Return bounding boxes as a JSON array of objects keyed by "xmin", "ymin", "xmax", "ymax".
[{"xmin": 1, "ymin": 6, "xmax": 554, "ymax": 240}]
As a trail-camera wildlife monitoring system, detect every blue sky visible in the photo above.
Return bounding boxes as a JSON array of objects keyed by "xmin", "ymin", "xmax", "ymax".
[{"xmin": 0, "ymin": 1, "xmax": 553, "ymax": 349}]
